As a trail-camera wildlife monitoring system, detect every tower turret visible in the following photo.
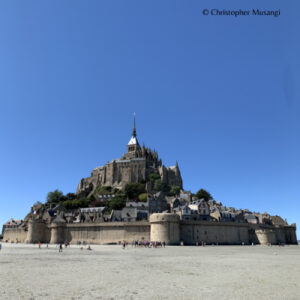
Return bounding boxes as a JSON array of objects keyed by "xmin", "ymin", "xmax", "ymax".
[{"xmin": 127, "ymin": 113, "xmax": 140, "ymax": 154}]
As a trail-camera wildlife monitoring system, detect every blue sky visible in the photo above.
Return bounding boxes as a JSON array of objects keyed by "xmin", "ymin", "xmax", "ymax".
[{"xmin": 0, "ymin": 1, "xmax": 299, "ymax": 236}]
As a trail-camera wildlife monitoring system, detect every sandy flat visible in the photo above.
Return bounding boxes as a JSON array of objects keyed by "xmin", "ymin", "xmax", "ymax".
[{"xmin": 0, "ymin": 243, "xmax": 299, "ymax": 300}]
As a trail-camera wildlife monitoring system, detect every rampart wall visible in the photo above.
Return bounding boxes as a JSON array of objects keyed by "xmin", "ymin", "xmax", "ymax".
[
  {"xmin": 180, "ymin": 221, "xmax": 250, "ymax": 245},
  {"xmin": 2, "ymin": 215, "xmax": 297, "ymax": 245},
  {"xmin": 2, "ymin": 227, "xmax": 27, "ymax": 243},
  {"xmin": 65, "ymin": 222, "xmax": 150, "ymax": 244}
]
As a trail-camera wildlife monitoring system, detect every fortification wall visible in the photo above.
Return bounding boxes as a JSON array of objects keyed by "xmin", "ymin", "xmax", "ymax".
[
  {"xmin": 274, "ymin": 227, "xmax": 286, "ymax": 244},
  {"xmin": 2, "ymin": 218, "xmax": 297, "ymax": 245},
  {"xmin": 25, "ymin": 220, "xmax": 50, "ymax": 243},
  {"xmin": 252, "ymin": 225, "xmax": 297, "ymax": 245},
  {"xmin": 283, "ymin": 226, "xmax": 298, "ymax": 244},
  {"xmin": 2, "ymin": 228, "xmax": 27, "ymax": 243},
  {"xmin": 65, "ymin": 222, "xmax": 150, "ymax": 244},
  {"xmin": 254, "ymin": 228, "xmax": 277, "ymax": 245},
  {"xmin": 150, "ymin": 213, "xmax": 180, "ymax": 245},
  {"xmin": 180, "ymin": 221, "xmax": 250, "ymax": 245}
]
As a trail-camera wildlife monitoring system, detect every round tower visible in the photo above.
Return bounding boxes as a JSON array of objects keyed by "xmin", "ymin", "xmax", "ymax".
[
  {"xmin": 25, "ymin": 219, "xmax": 47, "ymax": 243},
  {"xmin": 50, "ymin": 217, "xmax": 66, "ymax": 244},
  {"xmin": 150, "ymin": 213, "xmax": 180, "ymax": 245},
  {"xmin": 255, "ymin": 228, "xmax": 277, "ymax": 245}
]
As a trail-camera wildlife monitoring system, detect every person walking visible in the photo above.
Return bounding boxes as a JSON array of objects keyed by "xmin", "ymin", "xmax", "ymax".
[{"xmin": 59, "ymin": 244, "xmax": 63, "ymax": 252}]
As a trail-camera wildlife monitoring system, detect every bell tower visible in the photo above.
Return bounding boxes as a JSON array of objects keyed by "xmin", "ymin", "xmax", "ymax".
[{"xmin": 127, "ymin": 113, "xmax": 140, "ymax": 154}]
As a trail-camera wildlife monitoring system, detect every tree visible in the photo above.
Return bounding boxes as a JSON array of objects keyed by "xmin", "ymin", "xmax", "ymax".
[
  {"xmin": 62, "ymin": 200, "xmax": 74, "ymax": 210},
  {"xmin": 46, "ymin": 189, "xmax": 64, "ymax": 204},
  {"xmin": 168, "ymin": 185, "xmax": 181, "ymax": 196},
  {"xmin": 93, "ymin": 185, "xmax": 113, "ymax": 197},
  {"xmin": 109, "ymin": 195, "xmax": 126, "ymax": 210},
  {"xmin": 150, "ymin": 173, "xmax": 160, "ymax": 183},
  {"xmin": 64, "ymin": 197, "xmax": 91, "ymax": 209},
  {"xmin": 65, "ymin": 193, "xmax": 77, "ymax": 200},
  {"xmin": 125, "ymin": 183, "xmax": 146, "ymax": 200},
  {"xmin": 138, "ymin": 193, "xmax": 148, "ymax": 202},
  {"xmin": 195, "ymin": 189, "xmax": 212, "ymax": 201},
  {"xmin": 153, "ymin": 179, "xmax": 162, "ymax": 191}
]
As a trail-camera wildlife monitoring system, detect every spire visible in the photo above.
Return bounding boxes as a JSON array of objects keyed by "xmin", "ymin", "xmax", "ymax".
[
  {"xmin": 127, "ymin": 113, "xmax": 139, "ymax": 148},
  {"xmin": 132, "ymin": 112, "xmax": 136, "ymax": 137}
]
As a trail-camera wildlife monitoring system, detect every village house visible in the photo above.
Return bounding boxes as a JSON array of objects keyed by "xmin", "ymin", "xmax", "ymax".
[
  {"xmin": 148, "ymin": 192, "xmax": 169, "ymax": 213},
  {"xmin": 121, "ymin": 207, "xmax": 148, "ymax": 222},
  {"xmin": 189, "ymin": 199, "xmax": 210, "ymax": 221}
]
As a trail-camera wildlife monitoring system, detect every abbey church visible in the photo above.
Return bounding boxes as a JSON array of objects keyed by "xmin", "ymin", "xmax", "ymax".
[
  {"xmin": 76, "ymin": 117, "xmax": 183, "ymax": 196},
  {"xmin": 2, "ymin": 117, "xmax": 297, "ymax": 246}
]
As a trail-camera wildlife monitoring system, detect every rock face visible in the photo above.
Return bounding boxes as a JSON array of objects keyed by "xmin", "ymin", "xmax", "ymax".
[{"xmin": 76, "ymin": 119, "xmax": 183, "ymax": 197}]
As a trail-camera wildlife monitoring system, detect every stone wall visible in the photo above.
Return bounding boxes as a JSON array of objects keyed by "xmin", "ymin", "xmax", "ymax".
[
  {"xmin": 65, "ymin": 222, "xmax": 150, "ymax": 244},
  {"xmin": 2, "ymin": 218, "xmax": 297, "ymax": 245},
  {"xmin": 180, "ymin": 221, "xmax": 250, "ymax": 245},
  {"xmin": 25, "ymin": 220, "xmax": 50, "ymax": 243},
  {"xmin": 282, "ymin": 226, "xmax": 298, "ymax": 244},
  {"xmin": 2, "ymin": 227, "xmax": 27, "ymax": 243},
  {"xmin": 150, "ymin": 213, "xmax": 180, "ymax": 245}
]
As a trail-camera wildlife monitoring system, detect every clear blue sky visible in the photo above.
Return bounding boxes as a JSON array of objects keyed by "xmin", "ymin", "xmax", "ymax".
[{"xmin": 0, "ymin": 1, "xmax": 299, "ymax": 236}]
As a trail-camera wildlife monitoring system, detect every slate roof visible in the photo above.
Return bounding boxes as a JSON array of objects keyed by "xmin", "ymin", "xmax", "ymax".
[
  {"xmin": 110, "ymin": 210, "xmax": 122, "ymax": 221},
  {"xmin": 126, "ymin": 202, "xmax": 148, "ymax": 209},
  {"xmin": 80, "ymin": 207, "xmax": 106, "ymax": 213}
]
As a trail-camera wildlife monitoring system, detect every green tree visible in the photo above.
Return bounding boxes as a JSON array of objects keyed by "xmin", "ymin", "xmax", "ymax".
[
  {"xmin": 46, "ymin": 189, "xmax": 64, "ymax": 204},
  {"xmin": 65, "ymin": 193, "xmax": 77, "ymax": 200},
  {"xmin": 168, "ymin": 185, "xmax": 181, "ymax": 196},
  {"xmin": 62, "ymin": 200, "xmax": 74, "ymax": 210},
  {"xmin": 150, "ymin": 173, "xmax": 160, "ymax": 183},
  {"xmin": 153, "ymin": 179, "xmax": 162, "ymax": 191},
  {"xmin": 68, "ymin": 198, "xmax": 91, "ymax": 209},
  {"xmin": 195, "ymin": 189, "xmax": 212, "ymax": 201},
  {"xmin": 138, "ymin": 193, "xmax": 148, "ymax": 202},
  {"xmin": 93, "ymin": 185, "xmax": 113, "ymax": 197},
  {"xmin": 125, "ymin": 183, "xmax": 146, "ymax": 200},
  {"xmin": 109, "ymin": 195, "xmax": 126, "ymax": 210}
]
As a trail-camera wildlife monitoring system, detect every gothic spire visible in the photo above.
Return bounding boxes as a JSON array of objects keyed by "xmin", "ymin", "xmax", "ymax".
[{"xmin": 132, "ymin": 112, "xmax": 136, "ymax": 137}]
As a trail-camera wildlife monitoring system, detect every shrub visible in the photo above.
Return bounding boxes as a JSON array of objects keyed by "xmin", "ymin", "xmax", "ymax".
[
  {"xmin": 93, "ymin": 185, "xmax": 113, "ymax": 197},
  {"xmin": 138, "ymin": 193, "xmax": 148, "ymax": 202},
  {"xmin": 109, "ymin": 195, "xmax": 126, "ymax": 210},
  {"xmin": 150, "ymin": 173, "xmax": 160, "ymax": 183},
  {"xmin": 125, "ymin": 183, "xmax": 146, "ymax": 200},
  {"xmin": 168, "ymin": 185, "xmax": 181, "ymax": 196},
  {"xmin": 153, "ymin": 179, "xmax": 162, "ymax": 191},
  {"xmin": 195, "ymin": 189, "xmax": 212, "ymax": 201},
  {"xmin": 65, "ymin": 193, "xmax": 77, "ymax": 200},
  {"xmin": 46, "ymin": 189, "xmax": 64, "ymax": 204}
]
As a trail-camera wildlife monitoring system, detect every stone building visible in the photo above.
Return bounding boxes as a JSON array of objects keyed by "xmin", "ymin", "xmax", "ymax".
[
  {"xmin": 76, "ymin": 117, "xmax": 183, "ymax": 197},
  {"xmin": 189, "ymin": 199, "xmax": 210, "ymax": 221},
  {"xmin": 148, "ymin": 192, "xmax": 169, "ymax": 213}
]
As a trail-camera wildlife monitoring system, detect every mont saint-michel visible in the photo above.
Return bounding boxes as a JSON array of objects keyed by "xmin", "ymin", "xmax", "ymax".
[{"xmin": 1, "ymin": 119, "xmax": 297, "ymax": 246}]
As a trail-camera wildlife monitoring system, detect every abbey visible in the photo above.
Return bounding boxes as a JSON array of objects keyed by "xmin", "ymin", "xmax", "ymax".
[
  {"xmin": 1, "ymin": 118, "xmax": 297, "ymax": 246},
  {"xmin": 76, "ymin": 117, "xmax": 183, "ymax": 196}
]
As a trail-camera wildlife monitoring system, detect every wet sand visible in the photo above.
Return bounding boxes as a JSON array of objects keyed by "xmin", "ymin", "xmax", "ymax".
[{"xmin": 0, "ymin": 243, "xmax": 299, "ymax": 300}]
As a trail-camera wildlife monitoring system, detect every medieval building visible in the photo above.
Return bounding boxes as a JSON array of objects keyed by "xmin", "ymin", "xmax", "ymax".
[
  {"xmin": 1, "ymin": 117, "xmax": 297, "ymax": 246},
  {"xmin": 76, "ymin": 117, "xmax": 183, "ymax": 196}
]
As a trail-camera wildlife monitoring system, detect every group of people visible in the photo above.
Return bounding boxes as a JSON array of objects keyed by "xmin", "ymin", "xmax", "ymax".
[
  {"xmin": 34, "ymin": 240, "xmax": 94, "ymax": 252},
  {"xmin": 121, "ymin": 240, "xmax": 166, "ymax": 249}
]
